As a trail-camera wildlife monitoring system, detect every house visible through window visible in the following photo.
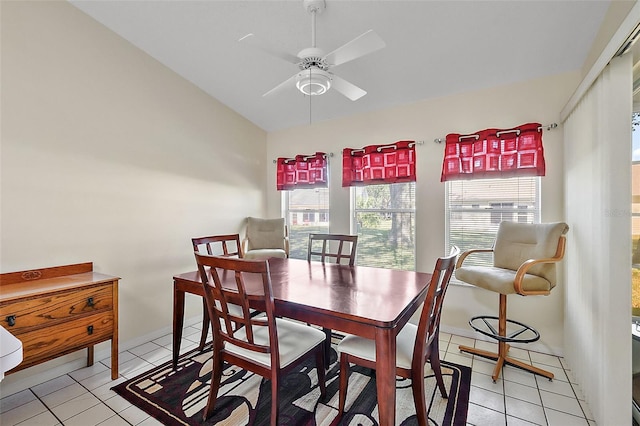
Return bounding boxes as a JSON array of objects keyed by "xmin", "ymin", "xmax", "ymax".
[
  {"xmin": 352, "ymin": 182, "xmax": 416, "ymax": 270},
  {"xmin": 446, "ymin": 177, "xmax": 540, "ymax": 278},
  {"xmin": 285, "ymin": 188, "xmax": 329, "ymax": 259}
]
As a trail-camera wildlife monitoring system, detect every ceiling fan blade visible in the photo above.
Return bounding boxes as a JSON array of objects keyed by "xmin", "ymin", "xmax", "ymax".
[
  {"xmin": 239, "ymin": 33, "xmax": 300, "ymax": 65},
  {"xmin": 323, "ymin": 30, "xmax": 385, "ymax": 67},
  {"xmin": 262, "ymin": 73, "xmax": 298, "ymax": 97},
  {"xmin": 330, "ymin": 74, "xmax": 367, "ymax": 101}
]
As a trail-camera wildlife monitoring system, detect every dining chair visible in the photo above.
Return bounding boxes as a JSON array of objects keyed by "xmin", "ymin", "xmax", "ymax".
[
  {"xmin": 336, "ymin": 246, "xmax": 459, "ymax": 426},
  {"xmin": 307, "ymin": 233, "xmax": 359, "ymax": 363},
  {"xmin": 191, "ymin": 234, "xmax": 243, "ymax": 351},
  {"xmin": 242, "ymin": 217, "xmax": 289, "ymax": 259},
  {"xmin": 194, "ymin": 253, "xmax": 327, "ymax": 425},
  {"xmin": 307, "ymin": 233, "xmax": 358, "ymax": 266},
  {"xmin": 455, "ymin": 221, "xmax": 568, "ymax": 381}
]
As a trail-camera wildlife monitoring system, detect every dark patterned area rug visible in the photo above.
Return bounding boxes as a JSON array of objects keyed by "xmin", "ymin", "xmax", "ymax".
[{"xmin": 112, "ymin": 335, "xmax": 470, "ymax": 425}]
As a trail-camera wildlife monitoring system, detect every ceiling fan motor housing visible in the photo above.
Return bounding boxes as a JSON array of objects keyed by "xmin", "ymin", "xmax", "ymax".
[{"xmin": 296, "ymin": 68, "xmax": 332, "ymax": 96}]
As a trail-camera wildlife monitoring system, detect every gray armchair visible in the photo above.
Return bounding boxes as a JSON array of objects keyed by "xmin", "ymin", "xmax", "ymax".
[{"xmin": 242, "ymin": 217, "xmax": 289, "ymax": 259}]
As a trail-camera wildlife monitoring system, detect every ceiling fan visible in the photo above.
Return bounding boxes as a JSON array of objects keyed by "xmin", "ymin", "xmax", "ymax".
[{"xmin": 239, "ymin": 0, "xmax": 385, "ymax": 101}]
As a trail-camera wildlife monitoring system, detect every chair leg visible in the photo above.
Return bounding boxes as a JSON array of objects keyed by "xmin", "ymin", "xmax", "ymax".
[
  {"xmin": 316, "ymin": 348, "xmax": 326, "ymax": 397},
  {"xmin": 338, "ymin": 352, "xmax": 350, "ymax": 415},
  {"xmin": 198, "ymin": 299, "xmax": 210, "ymax": 351},
  {"xmin": 323, "ymin": 327, "xmax": 332, "ymax": 366},
  {"xmin": 458, "ymin": 294, "xmax": 555, "ymax": 382},
  {"xmin": 203, "ymin": 354, "xmax": 223, "ymax": 421},
  {"xmin": 271, "ymin": 374, "xmax": 279, "ymax": 426},
  {"xmin": 429, "ymin": 349, "xmax": 448, "ymax": 398},
  {"xmin": 411, "ymin": 364, "xmax": 428, "ymax": 426}
]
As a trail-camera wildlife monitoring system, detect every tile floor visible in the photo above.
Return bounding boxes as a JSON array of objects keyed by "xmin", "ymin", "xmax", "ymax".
[{"xmin": 0, "ymin": 325, "xmax": 596, "ymax": 426}]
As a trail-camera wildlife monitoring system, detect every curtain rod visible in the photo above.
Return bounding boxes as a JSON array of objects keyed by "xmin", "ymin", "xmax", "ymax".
[
  {"xmin": 272, "ymin": 152, "xmax": 333, "ymax": 164},
  {"xmin": 432, "ymin": 123, "xmax": 558, "ymax": 144},
  {"xmin": 272, "ymin": 141, "xmax": 427, "ymax": 163}
]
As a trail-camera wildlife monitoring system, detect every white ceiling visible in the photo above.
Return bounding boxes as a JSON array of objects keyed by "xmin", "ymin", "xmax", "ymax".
[{"xmin": 69, "ymin": 0, "xmax": 611, "ymax": 132}]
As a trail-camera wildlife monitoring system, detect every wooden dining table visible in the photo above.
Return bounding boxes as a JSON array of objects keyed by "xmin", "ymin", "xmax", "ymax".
[{"xmin": 173, "ymin": 257, "xmax": 432, "ymax": 426}]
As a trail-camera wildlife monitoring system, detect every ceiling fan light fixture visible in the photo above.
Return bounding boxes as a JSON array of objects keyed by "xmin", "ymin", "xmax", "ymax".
[{"xmin": 296, "ymin": 69, "xmax": 331, "ymax": 96}]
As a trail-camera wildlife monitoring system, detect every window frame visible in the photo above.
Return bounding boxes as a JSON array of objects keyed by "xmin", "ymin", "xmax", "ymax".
[
  {"xmin": 445, "ymin": 176, "xmax": 541, "ymax": 284},
  {"xmin": 351, "ymin": 181, "xmax": 417, "ymax": 271}
]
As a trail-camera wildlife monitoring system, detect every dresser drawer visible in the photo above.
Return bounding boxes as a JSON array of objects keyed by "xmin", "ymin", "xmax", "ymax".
[
  {"xmin": 0, "ymin": 283, "xmax": 113, "ymax": 331},
  {"xmin": 16, "ymin": 311, "xmax": 114, "ymax": 367}
]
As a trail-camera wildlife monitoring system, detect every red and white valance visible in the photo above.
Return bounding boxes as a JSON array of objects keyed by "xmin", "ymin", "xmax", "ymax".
[
  {"xmin": 276, "ymin": 152, "xmax": 328, "ymax": 191},
  {"xmin": 342, "ymin": 140, "xmax": 416, "ymax": 187},
  {"xmin": 440, "ymin": 123, "xmax": 546, "ymax": 182}
]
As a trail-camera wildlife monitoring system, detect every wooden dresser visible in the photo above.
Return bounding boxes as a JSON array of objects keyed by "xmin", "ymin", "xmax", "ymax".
[{"xmin": 0, "ymin": 262, "xmax": 119, "ymax": 379}]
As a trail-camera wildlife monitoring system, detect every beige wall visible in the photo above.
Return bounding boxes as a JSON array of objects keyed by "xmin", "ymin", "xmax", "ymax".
[
  {"xmin": 266, "ymin": 71, "xmax": 578, "ymax": 355},
  {"xmin": 1, "ymin": 0, "xmax": 267, "ymax": 389}
]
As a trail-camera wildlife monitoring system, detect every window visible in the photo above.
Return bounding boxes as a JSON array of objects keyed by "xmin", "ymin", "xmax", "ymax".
[
  {"xmin": 446, "ymin": 177, "xmax": 540, "ymax": 276},
  {"xmin": 285, "ymin": 187, "xmax": 329, "ymax": 259},
  {"xmin": 352, "ymin": 182, "xmax": 416, "ymax": 270}
]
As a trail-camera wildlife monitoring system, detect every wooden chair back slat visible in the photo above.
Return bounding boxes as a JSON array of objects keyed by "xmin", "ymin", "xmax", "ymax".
[{"xmin": 307, "ymin": 234, "xmax": 358, "ymax": 266}]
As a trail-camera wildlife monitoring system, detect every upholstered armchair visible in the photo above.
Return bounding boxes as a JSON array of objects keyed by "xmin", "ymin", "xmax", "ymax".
[{"xmin": 242, "ymin": 217, "xmax": 289, "ymax": 259}]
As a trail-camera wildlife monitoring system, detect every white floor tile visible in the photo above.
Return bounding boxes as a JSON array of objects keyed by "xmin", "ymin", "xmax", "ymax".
[
  {"xmin": 502, "ymin": 366, "xmax": 537, "ymax": 387},
  {"xmin": 50, "ymin": 392, "xmax": 101, "ymax": 421},
  {"xmin": 1, "ymin": 399, "xmax": 48, "ymax": 425},
  {"xmin": 466, "ymin": 402, "xmax": 506, "ymax": 426},
  {"xmin": 40, "ymin": 382, "xmax": 88, "ymax": 408},
  {"xmin": 103, "ymin": 395, "xmax": 133, "ymax": 414},
  {"xmin": 505, "ymin": 396, "xmax": 546, "ymax": 425},
  {"xmin": 118, "ymin": 358, "xmax": 153, "ymax": 379},
  {"xmin": 532, "ymin": 363, "xmax": 568, "ymax": 383},
  {"xmin": 471, "ymin": 371, "xmax": 504, "ymax": 394},
  {"xmin": 444, "ymin": 351, "xmax": 473, "ymax": 367},
  {"xmin": 472, "ymin": 358, "xmax": 498, "ymax": 376},
  {"xmin": 469, "ymin": 385, "xmax": 505, "ymax": 413},
  {"xmin": 118, "ymin": 403, "xmax": 151, "ymax": 425},
  {"xmin": 529, "ymin": 351, "xmax": 563, "ymax": 368},
  {"xmin": 138, "ymin": 346, "xmax": 172, "ymax": 365},
  {"xmin": 545, "ymin": 407, "xmax": 590, "ymax": 426},
  {"xmin": 450, "ymin": 335, "xmax": 476, "ymax": 347},
  {"xmin": 0, "ymin": 389, "xmax": 36, "ymax": 414},
  {"xmin": 504, "ymin": 380, "xmax": 541, "ymax": 405},
  {"xmin": 129, "ymin": 342, "xmax": 162, "ymax": 357},
  {"xmin": 540, "ymin": 390, "xmax": 584, "ymax": 417},
  {"xmin": 535, "ymin": 374, "xmax": 575, "ymax": 397},
  {"xmin": 69, "ymin": 362, "xmax": 109, "ymax": 382},
  {"xmin": 137, "ymin": 414, "xmax": 166, "ymax": 425},
  {"xmin": 505, "ymin": 414, "xmax": 542, "ymax": 425},
  {"xmin": 97, "ymin": 414, "xmax": 131, "ymax": 426},
  {"xmin": 31, "ymin": 375, "xmax": 76, "ymax": 398},
  {"xmin": 62, "ymin": 402, "xmax": 116, "ymax": 426},
  {"xmin": 151, "ymin": 333, "xmax": 172, "ymax": 347},
  {"xmin": 15, "ymin": 409, "xmax": 60, "ymax": 426},
  {"xmin": 91, "ymin": 376, "xmax": 127, "ymax": 401}
]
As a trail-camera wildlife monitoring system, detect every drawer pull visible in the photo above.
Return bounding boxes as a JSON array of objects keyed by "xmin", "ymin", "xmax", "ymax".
[
  {"xmin": 6, "ymin": 315, "xmax": 16, "ymax": 327},
  {"xmin": 87, "ymin": 297, "xmax": 94, "ymax": 307},
  {"xmin": 87, "ymin": 325, "xmax": 94, "ymax": 335}
]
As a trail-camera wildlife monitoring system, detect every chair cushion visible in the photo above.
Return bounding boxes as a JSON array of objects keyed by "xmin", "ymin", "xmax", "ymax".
[
  {"xmin": 246, "ymin": 217, "xmax": 286, "ymax": 250},
  {"xmin": 244, "ymin": 248, "xmax": 287, "ymax": 259},
  {"xmin": 225, "ymin": 318, "xmax": 325, "ymax": 368},
  {"xmin": 493, "ymin": 221, "xmax": 568, "ymax": 286},
  {"xmin": 455, "ymin": 266, "xmax": 552, "ymax": 294},
  {"xmin": 337, "ymin": 323, "xmax": 420, "ymax": 370}
]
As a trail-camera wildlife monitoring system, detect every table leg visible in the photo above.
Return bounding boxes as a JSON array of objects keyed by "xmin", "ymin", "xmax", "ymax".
[
  {"xmin": 173, "ymin": 284, "xmax": 185, "ymax": 370},
  {"xmin": 375, "ymin": 327, "xmax": 396, "ymax": 426}
]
